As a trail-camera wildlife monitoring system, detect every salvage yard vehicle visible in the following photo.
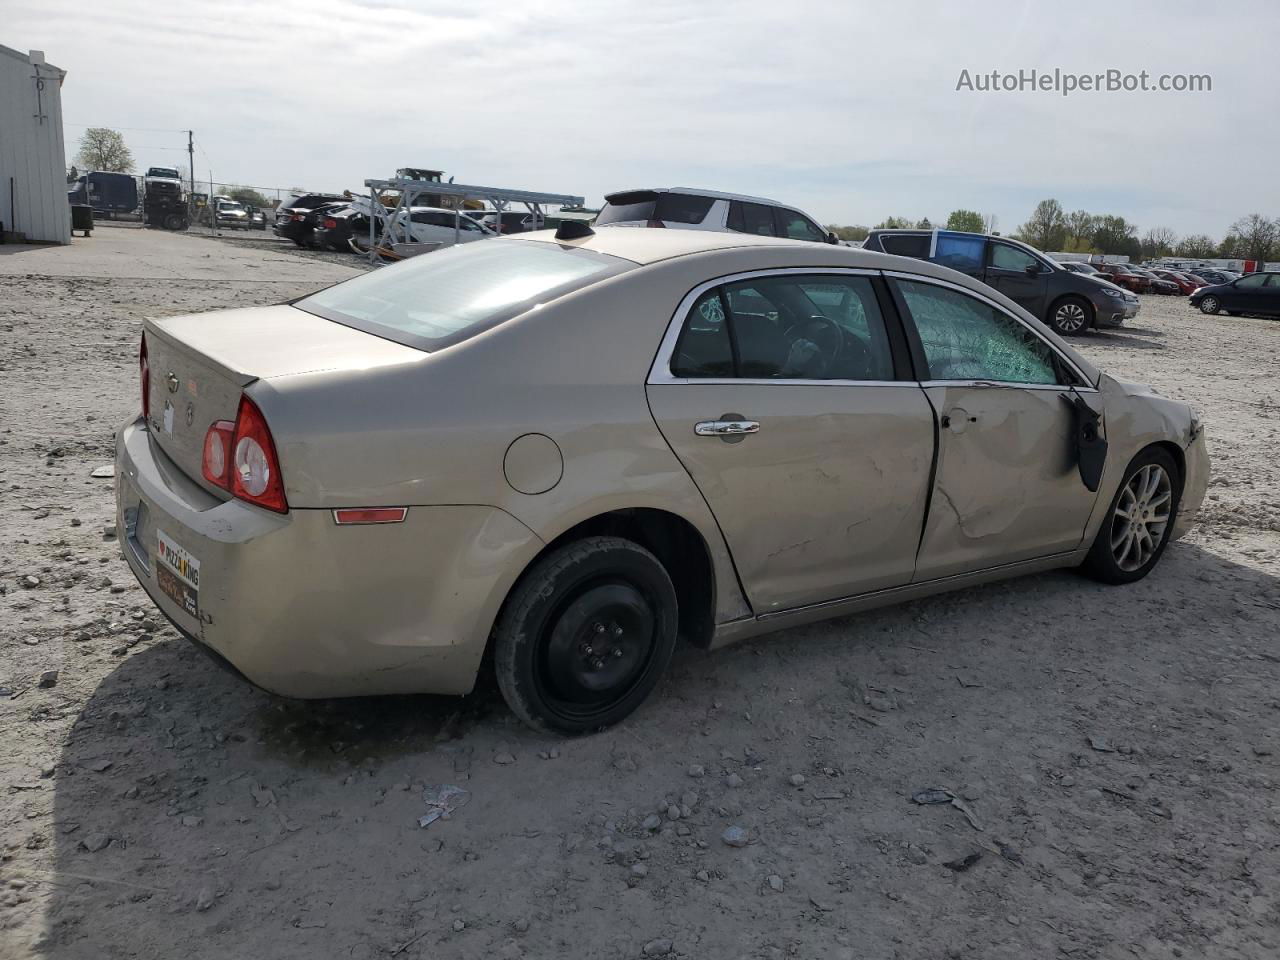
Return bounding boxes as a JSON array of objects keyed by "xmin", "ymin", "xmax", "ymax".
[
  {"xmin": 597, "ymin": 188, "xmax": 837, "ymax": 245},
  {"xmin": 274, "ymin": 193, "xmax": 348, "ymax": 246},
  {"xmin": 142, "ymin": 166, "xmax": 189, "ymax": 231},
  {"xmin": 1149, "ymin": 269, "xmax": 1201, "ymax": 295},
  {"xmin": 863, "ymin": 229, "xmax": 1140, "ymax": 335},
  {"xmin": 200, "ymin": 200, "xmax": 250, "ymax": 229},
  {"xmin": 394, "ymin": 205, "xmax": 497, "ymax": 246},
  {"xmin": 116, "ymin": 227, "xmax": 1208, "ymax": 733},
  {"xmin": 1190, "ymin": 271, "xmax": 1280, "ymax": 317}
]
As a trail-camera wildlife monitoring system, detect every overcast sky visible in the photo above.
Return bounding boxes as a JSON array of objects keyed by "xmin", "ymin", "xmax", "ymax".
[{"xmin": 9, "ymin": 0, "xmax": 1278, "ymax": 238}]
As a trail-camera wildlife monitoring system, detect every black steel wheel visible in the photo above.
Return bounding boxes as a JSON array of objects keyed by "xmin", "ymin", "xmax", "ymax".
[{"xmin": 493, "ymin": 536, "xmax": 678, "ymax": 734}]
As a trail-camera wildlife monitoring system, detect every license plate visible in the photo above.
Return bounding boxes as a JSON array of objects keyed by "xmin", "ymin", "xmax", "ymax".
[{"xmin": 156, "ymin": 530, "xmax": 200, "ymax": 619}]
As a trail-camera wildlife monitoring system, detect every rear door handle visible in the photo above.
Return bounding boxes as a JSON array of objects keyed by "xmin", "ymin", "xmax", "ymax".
[{"xmin": 695, "ymin": 419, "xmax": 759, "ymax": 437}]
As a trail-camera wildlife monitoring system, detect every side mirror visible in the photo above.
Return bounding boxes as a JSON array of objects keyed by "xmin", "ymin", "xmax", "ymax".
[
  {"xmin": 827, "ymin": 232, "xmax": 840, "ymax": 245},
  {"xmin": 1025, "ymin": 263, "xmax": 1039, "ymax": 275}
]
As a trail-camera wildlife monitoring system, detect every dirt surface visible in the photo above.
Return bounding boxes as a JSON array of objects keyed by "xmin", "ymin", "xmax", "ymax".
[{"xmin": 2, "ymin": 226, "xmax": 1278, "ymax": 960}]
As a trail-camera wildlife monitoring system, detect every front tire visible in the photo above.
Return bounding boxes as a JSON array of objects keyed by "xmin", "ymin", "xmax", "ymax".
[
  {"xmin": 1048, "ymin": 296, "xmax": 1093, "ymax": 335},
  {"xmin": 1080, "ymin": 447, "xmax": 1182, "ymax": 585},
  {"xmin": 493, "ymin": 536, "xmax": 678, "ymax": 734},
  {"xmin": 1199, "ymin": 296, "xmax": 1220, "ymax": 315}
]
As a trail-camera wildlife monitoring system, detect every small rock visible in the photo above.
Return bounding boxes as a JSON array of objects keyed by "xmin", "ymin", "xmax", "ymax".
[
  {"xmin": 512, "ymin": 918, "xmax": 529, "ymax": 933},
  {"xmin": 1089, "ymin": 736, "xmax": 1116, "ymax": 753},
  {"xmin": 766, "ymin": 874, "xmax": 784, "ymax": 892},
  {"xmin": 905, "ymin": 845, "xmax": 928, "ymax": 865},
  {"xmin": 695, "ymin": 870, "xmax": 710, "ymax": 882},
  {"xmin": 21, "ymin": 575, "xmax": 40, "ymax": 589},
  {"xmin": 90, "ymin": 465, "xmax": 115, "ymax": 479},
  {"xmin": 642, "ymin": 939, "xmax": 673, "ymax": 957},
  {"xmin": 724, "ymin": 773, "xmax": 744, "ymax": 789},
  {"xmin": 87, "ymin": 758, "xmax": 112, "ymax": 773},
  {"xmin": 493, "ymin": 752, "xmax": 516, "ymax": 765},
  {"xmin": 864, "ymin": 695, "xmax": 895, "ymax": 713},
  {"xmin": 452, "ymin": 919, "xmax": 466, "ymax": 932},
  {"xmin": 80, "ymin": 834, "xmax": 111, "ymax": 853},
  {"xmin": 181, "ymin": 816, "xmax": 203, "ymax": 828},
  {"xmin": 721, "ymin": 825, "xmax": 749, "ymax": 848},
  {"xmin": 788, "ymin": 774, "xmax": 806, "ymax": 787},
  {"xmin": 196, "ymin": 887, "xmax": 215, "ymax": 912},
  {"xmin": 123, "ymin": 786, "xmax": 139, "ymax": 799},
  {"xmin": 70, "ymin": 518, "xmax": 82, "ymax": 527},
  {"xmin": 630, "ymin": 863, "xmax": 649, "ymax": 879},
  {"xmin": 686, "ymin": 764, "xmax": 705, "ymax": 778},
  {"xmin": 102, "ymin": 524, "xmax": 117, "ymax": 539},
  {"xmin": 642, "ymin": 814, "xmax": 662, "ymax": 832},
  {"xmin": 1006, "ymin": 915, "xmax": 1021, "ymax": 926},
  {"xmin": 665, "ymin": 805, "xmax": 681, "ymax": 821},
  {"xmin": 109, "ymin": 584, "xmax": 126, "ymax": 594},
  {"xmin": 38, "ymin": 670, "xmax": 58, "ymax": 688}
]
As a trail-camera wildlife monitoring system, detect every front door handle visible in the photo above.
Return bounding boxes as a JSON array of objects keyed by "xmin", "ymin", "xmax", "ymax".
[{"xmin": 695, "ymin": 419, "xmax": 759, "ymax": 437}]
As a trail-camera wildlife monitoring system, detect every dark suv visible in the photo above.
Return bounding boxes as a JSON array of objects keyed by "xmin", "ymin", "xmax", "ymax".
[
  {"xmin": 862, "ymin": 229, "xmax": 1139, "ymax": 335},
  {"xmin": 274, "ymin": 193, "xmax": 348, "ymax": 246}
]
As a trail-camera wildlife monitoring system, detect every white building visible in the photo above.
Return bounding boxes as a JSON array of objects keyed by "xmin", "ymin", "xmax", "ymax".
[{"xmin": 0, "ymin": 45, "xmax": 69, "ymax": 244}]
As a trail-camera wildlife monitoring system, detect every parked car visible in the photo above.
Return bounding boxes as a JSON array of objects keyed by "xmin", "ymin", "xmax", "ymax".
[
  {"xmin": 862, "ymin": 230, "xmax": 1139, "ymax": 335},
  {"xmin": 1058, "ymin": 261, "xmax": 1102, "ymax": 277},
  {"xmin": 1149, "ymin": 270, "xmax": 1201, "ymax": 295},
  {"xmin": 1187, "ymin": 269, "xmax": 1240, "ymax": 286},
  {"xmin": 479, "ymin": 211, "xmax": 545, "ymax": 234},
  {"xmin": 596, "ymin": 188, "xmax": 837, "ymax": 245},
  {"xmin": 312, "ymin": 205, "xmax": 367, "ymax": 252},
  {"xmin": 1092, "ymin": 263, "xmax": 1152, "ymax": 294},
  {"xmin": 391, "ymin": 206, "xmax": 497, "ymax": 247},
  {"xmin": 1128, "ymin": 268, "xmax": 1180, "ymax": 296},
  {"xmin": 117, "ymin": 227, "xmax": 1207, "ymax": 733},
  {"xmin": 200, "ymin": 200, "xmax": 250, "ymax": 229},
  {"xmin": 274, "ymin": 193, "xmax": 348, "ymax": 246},
  {"xmin": 1190, "ymin": 272, "xmax": 1280, "ymax": 317},
  {"xmin": 244, "ymin": 205, "xmax": 268, "ymax": 231}
]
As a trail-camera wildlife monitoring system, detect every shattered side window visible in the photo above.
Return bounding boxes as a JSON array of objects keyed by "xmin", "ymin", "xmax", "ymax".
[{"xmin": 897, "ymin": 280, "xmax": 1058, "ymax": 385}]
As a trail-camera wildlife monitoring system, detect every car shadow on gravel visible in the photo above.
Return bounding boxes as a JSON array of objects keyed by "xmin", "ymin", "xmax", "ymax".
[
  {"xmin": 1088, "ymin": 327, "xmax": 1167, "ymax": 350},
  {"xmin": 35, "ymin": 540, "xmax": 1280, "ymax": 957}
]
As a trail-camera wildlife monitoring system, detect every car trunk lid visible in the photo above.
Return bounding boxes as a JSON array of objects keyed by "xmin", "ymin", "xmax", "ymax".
[{"xmin": 143, "ymin": 304, "xmax": 424, "ymax": 496}]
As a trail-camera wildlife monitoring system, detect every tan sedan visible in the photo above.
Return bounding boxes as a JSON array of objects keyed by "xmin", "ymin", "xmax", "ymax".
[{"xmin": 116, "ymin": 226, "xmax": 1208, "ymax": 733}]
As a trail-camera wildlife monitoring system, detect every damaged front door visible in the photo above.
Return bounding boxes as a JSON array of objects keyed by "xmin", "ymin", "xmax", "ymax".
[{"xmin": 891, "ymin": 277, "xmax": 1101, "ymax": 581}]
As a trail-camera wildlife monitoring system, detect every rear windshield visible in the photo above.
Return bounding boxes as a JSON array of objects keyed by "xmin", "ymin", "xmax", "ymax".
[
  {"xmin": 597, "ymin": 191, "xmax": 715, "ymax": 225},
  {"xmin": 296, "ymin": 239, "xmax": 631, "ymax": 351}
]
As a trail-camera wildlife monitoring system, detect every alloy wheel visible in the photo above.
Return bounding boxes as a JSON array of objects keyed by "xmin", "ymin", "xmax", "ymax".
[
  {"xmin": 1109, "ymin": 463, "xmax": 1173, "ymax": 572},
  {"xmin": 1200, "ymin": 296, "xmax": 1219, "ymax": 314},
  {"xmin": 1054, "ymin": 302, "xmax": 1088, "ymax": 334}
]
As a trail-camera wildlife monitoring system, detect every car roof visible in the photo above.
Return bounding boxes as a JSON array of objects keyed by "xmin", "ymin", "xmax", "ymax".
[{"xmin": 605, "ymin": 186, "xmax": 793, "ymax": 207}]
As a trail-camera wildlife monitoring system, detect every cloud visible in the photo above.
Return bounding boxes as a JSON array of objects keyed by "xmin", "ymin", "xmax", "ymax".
[{"xmin": 11, "ymin": 0, "xmax": 1278, "ymax": 236}]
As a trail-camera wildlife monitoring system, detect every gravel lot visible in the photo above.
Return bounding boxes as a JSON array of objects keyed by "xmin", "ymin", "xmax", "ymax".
[{"xmin": 2, "ymin": 226, "xmax": 1279, "ymax": 960}]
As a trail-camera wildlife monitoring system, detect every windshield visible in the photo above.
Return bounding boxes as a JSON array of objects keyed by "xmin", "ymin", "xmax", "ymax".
[
  {"xmin": 296, "ymin": 239, "xmax": 631, "ymax": 351},
  {"xmin": 218, "ymin": 202, "xmax": 245, "ymax": 212},
  {"xmin": 148, "ymin": 168, "xmax": 181, "ymax": 178}
]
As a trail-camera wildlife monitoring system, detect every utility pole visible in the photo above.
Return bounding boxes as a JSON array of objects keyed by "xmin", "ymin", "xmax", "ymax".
[{"xmin": 187, "ymin": 131, "xmax": 195, "ymax": 214}]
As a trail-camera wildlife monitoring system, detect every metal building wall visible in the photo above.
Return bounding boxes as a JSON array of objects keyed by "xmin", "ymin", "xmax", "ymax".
[{"xmin": 0, "ymin": 45, "xmax": 69, "ymax": 244}]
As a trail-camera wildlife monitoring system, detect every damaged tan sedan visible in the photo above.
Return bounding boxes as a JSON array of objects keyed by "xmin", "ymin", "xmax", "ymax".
[{"xmin": 116, "ymin": 225, "xmax": 1208, "ymax": 733}]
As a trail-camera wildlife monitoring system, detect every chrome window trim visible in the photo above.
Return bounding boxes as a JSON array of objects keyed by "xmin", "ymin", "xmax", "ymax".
[
  {"xmin": 647, "ymin": 266, "xmax": 887, "ymax": 386},
  {"xmin": 881, "ymin": 270, "xmax": 1094, "ymax": 387}
]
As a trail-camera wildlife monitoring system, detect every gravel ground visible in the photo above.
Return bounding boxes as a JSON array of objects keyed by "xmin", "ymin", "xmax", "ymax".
[{"xmin": 1, "ymin": 226, "xmax": 1278, "ymax": 960}]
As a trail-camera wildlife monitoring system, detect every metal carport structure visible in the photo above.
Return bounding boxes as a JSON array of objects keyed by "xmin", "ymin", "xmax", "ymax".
[{"xmin": 361, "ymin": 177, "xmax": 584, "ymax": 262}]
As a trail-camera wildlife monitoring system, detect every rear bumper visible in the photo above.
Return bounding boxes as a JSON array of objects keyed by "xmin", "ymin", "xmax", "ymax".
[{"xmin": 115, "ymin": 417, "xmax": 543, "ymax": 698}]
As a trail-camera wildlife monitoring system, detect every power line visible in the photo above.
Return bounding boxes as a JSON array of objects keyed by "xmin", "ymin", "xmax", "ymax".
[{"xmin": 64, "ymin": 122, "xmax": 190, "ymax": 133}]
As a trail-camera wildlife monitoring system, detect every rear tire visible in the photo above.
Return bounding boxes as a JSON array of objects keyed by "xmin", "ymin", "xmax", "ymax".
[
  {"xmin": 493, "ymin": 537, "xmax": 678, "ymax": 734},
  {"xmin": 1080, "ymin": 447, "xmax": 1182, "ymax": 585},
  {"xmin": 1048, "ymin": 296, "xmax": 1093, "ymax": 335}
]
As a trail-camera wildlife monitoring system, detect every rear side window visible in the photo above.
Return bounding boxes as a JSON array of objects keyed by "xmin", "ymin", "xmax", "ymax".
[
  {"xmin": 933, "ymin": 233, "xmax": 986, "ymax": 275},
  {"xmin": 876, "ymin": 234, "xmax": 930, "ymax": 258},
  {"xmin": 727, "ymin": 201, "xmax": 777, "ymax": 236},
  {"xmin": 895, "ymin": 280, "xmax": 1058, "ymax": 385},
  {"xmin": 297, "ymin": 240, "xmax": 630, "ymax": 351},
  {"xmin": 655, "ymin": 194, "xmax": 715, "ymax": 224}
]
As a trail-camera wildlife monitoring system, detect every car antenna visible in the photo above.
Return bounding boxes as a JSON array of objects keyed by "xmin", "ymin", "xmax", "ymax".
[{"xmin": 555, "ymin": 220, "xmax": 594, "ymax": 241}]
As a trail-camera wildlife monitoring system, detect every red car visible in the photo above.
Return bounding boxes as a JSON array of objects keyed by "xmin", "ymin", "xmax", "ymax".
[
  {"xmin": 1094, "ymin": 263, "xmax": 1152, "ymax": 294},
  {"xmin": 1150, "ymin": 270, "xmax": 1201, "ymax": 295}
]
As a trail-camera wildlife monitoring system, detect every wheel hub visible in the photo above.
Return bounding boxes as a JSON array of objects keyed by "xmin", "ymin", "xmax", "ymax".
[
  {"xmin": 1109, "ymin": 463, "xmax": 1173, "ymax": 572},
  {"xmin": 544, "ymin": 583, "xmax": 654, "ymax": 704}
]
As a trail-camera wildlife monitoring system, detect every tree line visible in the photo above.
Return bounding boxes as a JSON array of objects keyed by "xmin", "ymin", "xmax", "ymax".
[{"xmin": 828, "ymin": 200, "xmax": 1280, "ymax": 263}]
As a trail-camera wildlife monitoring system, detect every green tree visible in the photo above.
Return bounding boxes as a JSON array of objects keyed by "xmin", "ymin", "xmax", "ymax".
[
  {"xmin": 1064, "ymin": 210, "xmax": 1095, "ymax": 249},
  {"xmin": 1175, "ymin": 234, "xmax": 1217, "ymax": 259},
  {"xmin": 75, "ymin": 127, "xmax": 133, "ymax": 172},
  {"xmin": 915, "ymin": 217, "xmax": 933, "ymax": 230},
  {"xmin": 874, "ymin": 216, "xmax": 912, "ymax": 229},
  {"xmin": 227, "ymin": 186, "xmax": 270, "ymax": 208},
  {"xmin": 825, "ymin": 224, "xmax": 869, "ymax": 242},
  {"xmin": 1218, "ymin": 214, "xmax": 1279, "ymax": 262},
  {"xmin": 1015, "ymin": 199, "xmax": 1066, "ymax": 252},
  {"xmin": 1090, "ymin": 215, "xmax": 1140, "ymax": 259},
  {"xmin": 945, "ymin": 209, "xmax": 984, "ymax": 233}
]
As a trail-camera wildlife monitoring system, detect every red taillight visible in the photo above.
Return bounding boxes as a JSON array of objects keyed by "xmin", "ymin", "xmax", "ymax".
[
  {"xmin": 201, "ymin": 420, "xmax": 235, "ymax": 489},
  {"xmin": 322, "ymin": 218, "xmax": 337, "ymax": 229},
  {"xmin": 139, "ymin": 335, "xmax": 150, "ymax": 420},
  {"xmin": 646, "ymin": 218, "xmax": 666, "ymax": 228},
  {"xmin": 213, "ymin": 396, "xmax": 289, "ymax": 513}
]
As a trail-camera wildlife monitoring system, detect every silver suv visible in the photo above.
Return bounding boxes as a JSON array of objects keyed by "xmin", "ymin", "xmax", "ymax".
[{"xmin": 596, "ymin": 187, "xmax": 836, "ymax": 244}]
